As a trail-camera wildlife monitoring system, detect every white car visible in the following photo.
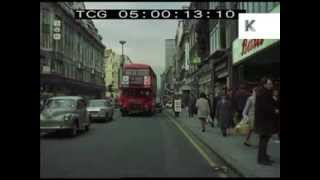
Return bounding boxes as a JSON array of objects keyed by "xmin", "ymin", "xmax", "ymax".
[{"xmin": 87, "ymin": 99, "xmax": 114, "ymax": 122}]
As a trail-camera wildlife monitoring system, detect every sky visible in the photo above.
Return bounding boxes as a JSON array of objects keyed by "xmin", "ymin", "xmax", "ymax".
[{"xmin": 84, "ymin": 2, "xmax": 191, "ymax": 88}]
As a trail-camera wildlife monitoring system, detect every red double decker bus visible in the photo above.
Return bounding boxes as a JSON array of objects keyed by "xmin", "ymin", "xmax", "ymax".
[{"xmin": 119, "ymin": 63, "xmax": 157, "ymax": 116}]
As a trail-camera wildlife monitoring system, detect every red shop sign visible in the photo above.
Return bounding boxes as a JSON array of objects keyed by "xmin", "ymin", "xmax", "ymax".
[{"xmin": 241, "ymin": 39, "xmax": 264, "ymax": 56}]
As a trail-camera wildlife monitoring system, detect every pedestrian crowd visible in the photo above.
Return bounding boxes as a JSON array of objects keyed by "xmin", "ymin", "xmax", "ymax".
[{"xmin": 188, "ymin": 77, "xmax": 280, "ymax": 166}]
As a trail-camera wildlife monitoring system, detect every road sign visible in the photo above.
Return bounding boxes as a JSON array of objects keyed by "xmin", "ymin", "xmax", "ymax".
[
  {"xmin": 53, "ymin": 33, "xmax": 61, "ymax": 40},
  {"xmin": 53, "ymin": 27, "xmax": 61, "ymax": 33},
  {"xmin": 42, "ymin": 66, "xmax": 50, "ymax": 73},
  {"xmin": 174, "ymin": 99, "xmax": 181, "ymax": 112},
  {"xmin": 53, "ymin": 20, "xmax": 61, "ymax": 27}
]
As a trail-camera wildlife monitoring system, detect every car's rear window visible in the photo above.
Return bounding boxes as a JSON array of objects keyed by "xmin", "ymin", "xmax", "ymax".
[
  {"xmin": 45, "ymin": 99, "xmax": 76, "ymax": 109},
  {"xmin": 89, "ymin": 100, "xmax": 107, "ymax": 107}
]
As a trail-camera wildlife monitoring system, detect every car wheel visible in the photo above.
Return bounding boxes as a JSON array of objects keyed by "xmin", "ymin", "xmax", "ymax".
[{"xmin": 69, "ymin": 122, "xmax": 78, "ymax": 137}]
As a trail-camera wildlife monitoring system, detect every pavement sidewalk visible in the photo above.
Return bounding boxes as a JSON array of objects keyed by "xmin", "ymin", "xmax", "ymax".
[{"xmin": 165, "ymin": 108, "xmax": 280, "ymax": 177}]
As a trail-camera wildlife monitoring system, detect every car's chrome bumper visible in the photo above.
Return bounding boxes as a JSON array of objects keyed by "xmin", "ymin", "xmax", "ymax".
[
  {"xmin": 89, "ymin": 114, "xmax": 106, "ymax": 119},
  {"xmin": 40, "ymin": 126, "xmax": 71, "ymax": 132}
]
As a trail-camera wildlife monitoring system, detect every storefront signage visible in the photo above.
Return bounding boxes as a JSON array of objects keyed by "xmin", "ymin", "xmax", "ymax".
[
  {"xmin": 241, "ymin": 39, "xmax": 264, "ymax": 56},
  {"xmin": 42, "ymin": 66, "xmax": 50, "ymax": 73},
  {"xmin": 232, "ymin": 4, "xmax": 280, "ymax": 65},
  {"xmin": 232, "ymin": 38, "xmax": 279, "ymax": 65}
]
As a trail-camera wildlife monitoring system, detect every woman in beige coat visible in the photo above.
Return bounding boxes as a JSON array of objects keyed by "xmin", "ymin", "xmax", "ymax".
[
  {"xmin": 196, "ymin": 93, "xmax": 210, "ymax": 132},
  {"xmin": 242, "ymin": 87, "xmax": 257, "ymax": 146}
]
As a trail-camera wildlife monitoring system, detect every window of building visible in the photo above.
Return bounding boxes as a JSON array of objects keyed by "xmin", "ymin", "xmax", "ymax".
[
  {"xmin": 72, "ymin": 66, "xmax": 75, "ymax": 79},
  {"xmin": 245, "ymin": 2, "xmax": 250, "ymax": 12},
  {"xmin": 209, "ymin": 2, "xmax": 220, "ymax": 9},
  {"xmin": 267, "ymin": 2, "xmax": 276, "ymax": 12},
  {"xmin": 254, "ymin": 2, "xmax": 260, "ymax": 13},
  {"xmin": 238, "ymin": 2, "xmax": 243, "ymax": 10},
  {"xmin": 65, "ymin": 64, "xmax": 68, "ymax": 78},
  {"xmin": 41, "ymin": 8, "xmax": 51, "ymax": 49},
  {"xmin": 260, "ymin": 2, "xmax": 268, "ymax": 13},
  {"xmin": 248, "ymin": 2, "xmax": 254, "ymax": 13},
  {"xmin": 210, "ymin": 22, "xmax": 222, "ymax": 54},
  {"xmin": 51, "ymin": 61, "xmax": 55, "ymax": 73}
]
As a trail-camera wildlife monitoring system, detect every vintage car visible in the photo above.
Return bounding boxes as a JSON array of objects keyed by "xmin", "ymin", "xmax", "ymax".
[
  {"xmin": 40, "ymin": 96, "xmax": 90, "ymax": 136},
  {"xmin": 87, "ymin": 99, "xmax": 114, "ymax": 122}
]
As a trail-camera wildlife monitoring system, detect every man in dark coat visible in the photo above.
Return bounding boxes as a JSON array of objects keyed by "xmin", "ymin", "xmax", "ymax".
[
  {"xmin": 215, "ymin": 88, "xmax": 234, "ymax": 136},
  {"xmin": 212, "ymin": 90, "xmax": 223, "ymax": 122},
  {"xmin": 206, "ymin": 94, "xmax": 214, "ymax": 127},
  {"xmin": 255, "ymin": 77, "xmax": 277, "ymax": 166},
  {"xmin": 233, "ymin": 84, "xmax": 250, "ymax": 124},
  {"xmin": 188, "ymin": 94, "xmax": 196, "ymax": 118}
]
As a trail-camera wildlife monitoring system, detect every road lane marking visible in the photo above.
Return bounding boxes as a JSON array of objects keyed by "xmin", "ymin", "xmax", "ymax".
[
  {"xmin": 165, "ymin": 113, "xmax": 218, "ymax": 167},
  {"xmin": 165, "ymin": 113, "xmax": 228, "ymax": 177}
]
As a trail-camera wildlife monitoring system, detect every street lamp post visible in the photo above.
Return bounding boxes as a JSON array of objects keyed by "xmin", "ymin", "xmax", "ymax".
[
  {"xmin": 119, "ymin": 40, "xmax": 126, "ymax": 65},
  {"xmin": 119, "ymin": 40, "xmax": 126, "ymax": 89}
]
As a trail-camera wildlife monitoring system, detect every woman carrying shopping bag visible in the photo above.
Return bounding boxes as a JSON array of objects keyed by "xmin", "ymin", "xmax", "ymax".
[
  {"xmin": 196, "ymin": 93, "xmax": 210, "ymax": 132},
  {"xmin": 242, "ymin": 87, "xmax": 257, "ymax": 146}
]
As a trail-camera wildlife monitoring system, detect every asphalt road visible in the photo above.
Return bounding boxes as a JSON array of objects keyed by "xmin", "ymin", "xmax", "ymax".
[{"xmin": 40, "ymin": 110, "xmax": 218, "ymax": 178}]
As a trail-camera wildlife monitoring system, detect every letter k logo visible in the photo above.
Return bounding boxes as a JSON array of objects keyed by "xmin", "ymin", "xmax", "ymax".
[{"xmin": 245, "ymin": 20, "xmax": 255, "ymax": 32}]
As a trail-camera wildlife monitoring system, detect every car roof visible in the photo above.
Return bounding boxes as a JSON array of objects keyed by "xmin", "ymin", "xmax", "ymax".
[{"xmin": 48, "ymin": 96, "xmax": 83, "ymax": 100}]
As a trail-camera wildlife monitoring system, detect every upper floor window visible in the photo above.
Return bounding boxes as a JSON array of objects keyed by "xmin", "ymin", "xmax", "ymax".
[
  {"xmin": 209, "ymin": 22, "xmax": 222, "ymax": 53},
  {"xmin": 209, "ymin": 2, "xmax": 221, "ymax": 9},
  {"xmin": 41, "ymin": 8, "xmax": 51, "ymax": 49}
]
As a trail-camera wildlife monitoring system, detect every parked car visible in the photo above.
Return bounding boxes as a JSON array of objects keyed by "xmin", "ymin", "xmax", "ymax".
[
  {"xmin": 87, "ymin": 99, "xmax": 114, "ymax": 122},
  {"xmin": 40, "ymin": 96, "xmax": 90, "ymax": 136}
]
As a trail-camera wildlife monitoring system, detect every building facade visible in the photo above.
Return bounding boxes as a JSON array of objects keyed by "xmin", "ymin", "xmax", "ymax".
[
  {"xmin": 169, "ymin": 1, "xmax": 280, "ymax": 106},
  {"xmin": 232, "ymin": 2, "xmax": 280, "ymax": 89},
  {"xmin": 165, "ymin": 39, "xmax": 176, "ymax": 71},
  {"xmin": 40, "ymin": 2, "xmax": 106, "ymax": 99},
  {"xmin": 104, "ymin": 49, "xmax": 132, "ymax": 98}
]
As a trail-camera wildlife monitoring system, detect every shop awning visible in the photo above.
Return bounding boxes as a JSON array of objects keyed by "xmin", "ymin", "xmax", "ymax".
[{"xmin": 41, "ymin": 74, "xmax": 106, "ymax": 91}]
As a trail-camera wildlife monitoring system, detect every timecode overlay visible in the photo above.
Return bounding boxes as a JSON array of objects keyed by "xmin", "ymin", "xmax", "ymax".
[{"xmin": 74, "ymin": 9, "xmax": 246, "ymax": 20}]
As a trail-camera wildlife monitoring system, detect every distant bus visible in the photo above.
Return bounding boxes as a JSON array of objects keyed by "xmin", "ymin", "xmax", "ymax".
[{"xmin": 119, "ymin": 63, "xmax": 157, "ymax": 116}]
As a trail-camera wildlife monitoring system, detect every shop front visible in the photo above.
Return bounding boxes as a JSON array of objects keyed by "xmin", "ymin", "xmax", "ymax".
[
  {"xmin": 199, "ymin": 73, "xmax": 211, "ymax": 96},
  {"xmin": 232, "ymin": 38, "xmax": 280, "ymax": 89}
]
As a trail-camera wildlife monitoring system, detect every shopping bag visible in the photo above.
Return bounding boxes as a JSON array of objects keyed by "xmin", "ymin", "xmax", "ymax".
[
  {"xmin": 234, "ymin": 118, "xmax": 250, "ymax": 135},
  {"xmin": 206, "ymin": 115, "xmax": 213, "ymax": 123}
]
